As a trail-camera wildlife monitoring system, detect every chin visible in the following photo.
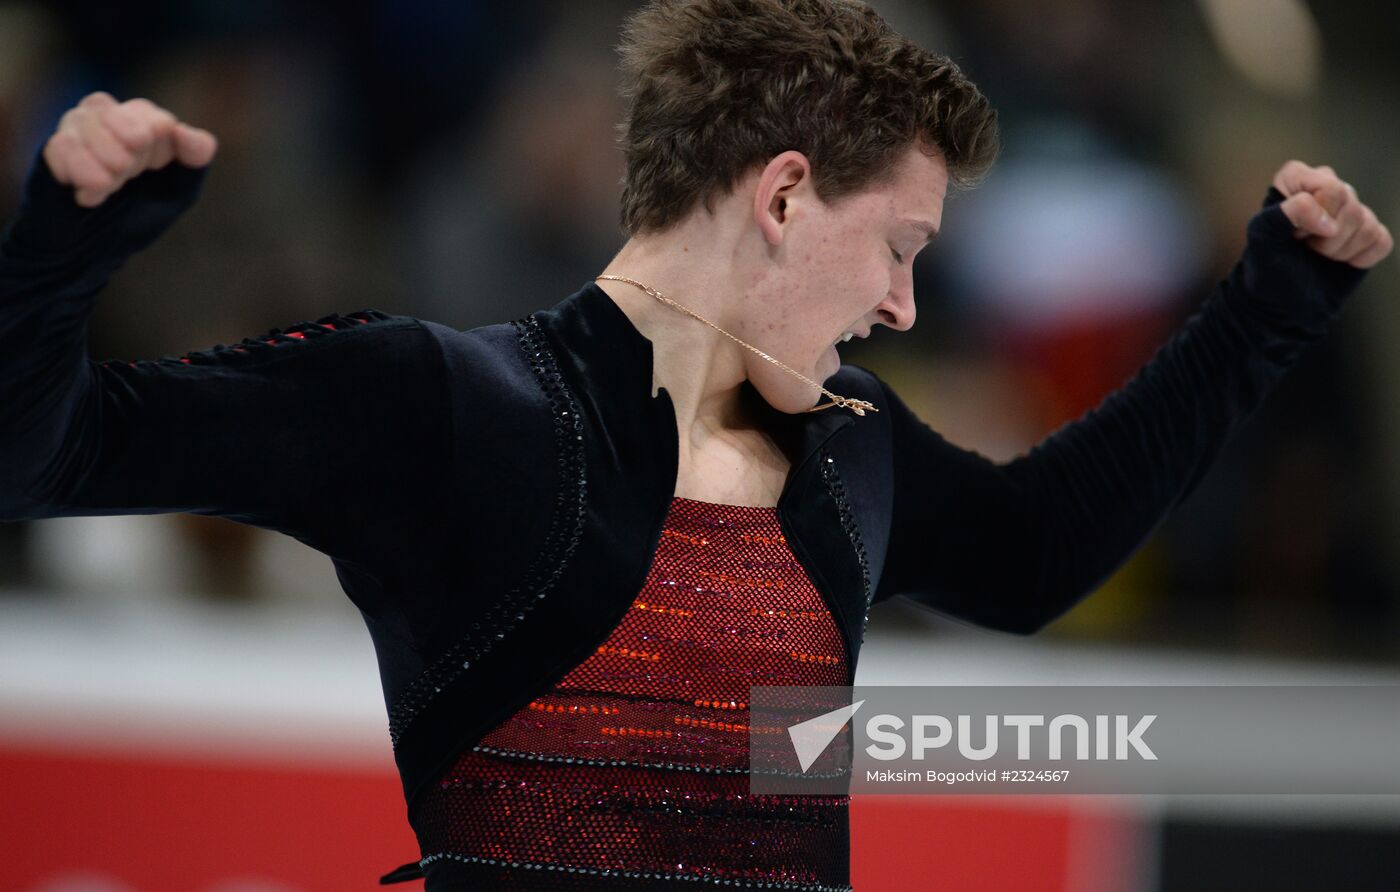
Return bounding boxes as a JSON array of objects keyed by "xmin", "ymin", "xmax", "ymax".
[
  {"xmin": 748, "ymin": 351, "xmax": 837, "ymax": 414},
  {"xmin": 748, "ymin": 376, "xmax": 821, "ymax": 416},
  {"xmin": 824, "ymin": 344, "xmax": 842, "ymax": 377}
]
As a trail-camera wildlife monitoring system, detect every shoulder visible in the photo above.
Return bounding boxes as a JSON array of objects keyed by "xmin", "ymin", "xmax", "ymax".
[
  {"xmin": 823, "ymin": 362, "xmax": 900, "ymax": 452},
  {"xmin": 132, "ymin": 309, "xmax": 442, "ymax": 375},
  {"xmin": 244, "ymin": 311, "xmax": 450, "ymax": 394},
  {"xmin": 834, "ymin": 362, "xmax": 936, "ymax": 439},
  {"xmin": 414, "ymin": 316, "xmax": 551, "ymax": 401}
]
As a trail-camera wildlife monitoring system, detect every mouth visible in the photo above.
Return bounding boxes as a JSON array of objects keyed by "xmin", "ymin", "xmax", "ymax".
[{"xmin": 832, "ymin": 328, "xmax": 870, "ymax": 347}]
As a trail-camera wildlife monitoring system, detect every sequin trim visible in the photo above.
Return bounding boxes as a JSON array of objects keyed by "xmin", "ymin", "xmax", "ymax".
[
  {"xmin": 816, "ymin": 450, "xmax": 873, "ymax": 649},
  {"xmin": 387, "ymin": 314, "xmax": 588, "ymax": 747},
  {"xmin": 415, "ymin": 852, "xmax": 854, "ymax": 890},
  {"xmin": 96, "ymin": 310, "xmax": 389, "ymax": 369},
  {"xmin": 466, "ymin": 744, "xmax": 849, "ymax": 779}
]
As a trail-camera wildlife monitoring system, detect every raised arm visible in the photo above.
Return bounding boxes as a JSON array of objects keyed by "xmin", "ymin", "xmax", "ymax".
[
  {"xmin": 872, "ymin": 174, "xmax": 1389, "ymax": 633},
  {"xmin": 0, "ymin": 94, "xmax": 453, "ymax": 568}
]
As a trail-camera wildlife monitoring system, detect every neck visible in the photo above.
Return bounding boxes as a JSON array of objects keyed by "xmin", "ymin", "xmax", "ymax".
[{"xmin": 595, "ymin": 227, "xmax": 768, "ymax": 450}]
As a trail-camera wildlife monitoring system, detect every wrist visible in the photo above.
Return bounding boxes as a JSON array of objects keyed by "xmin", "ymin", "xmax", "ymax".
[{"xmin": 2, "ymin": 142, "xmax": 208, "ymax": 262}]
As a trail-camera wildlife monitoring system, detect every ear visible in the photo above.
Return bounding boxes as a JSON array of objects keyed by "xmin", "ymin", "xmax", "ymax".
[{"xmin": 753, "ymin": 151, "xmax": 813, "ymax": 248}]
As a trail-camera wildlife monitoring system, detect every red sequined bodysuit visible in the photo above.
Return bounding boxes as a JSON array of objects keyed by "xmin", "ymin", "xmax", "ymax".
[{"xmin": 410, "ymin": 496, "xmax": 853, "ymax": 890}]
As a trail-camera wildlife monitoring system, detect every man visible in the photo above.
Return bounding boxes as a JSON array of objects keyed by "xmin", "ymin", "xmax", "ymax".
[{"xmin": 6, "ymin": 0, "xmax": 1392, "ymax": 887}]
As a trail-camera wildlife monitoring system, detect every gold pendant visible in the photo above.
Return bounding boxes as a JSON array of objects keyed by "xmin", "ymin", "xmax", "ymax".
[{"xmin": 803, "ymin": 397, "xmax": 876, "ymax": 416}]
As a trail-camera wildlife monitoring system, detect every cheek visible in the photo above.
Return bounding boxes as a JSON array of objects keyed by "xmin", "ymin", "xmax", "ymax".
[
  {"xmin": 817, "ymin": 274, "xmax": 863, "ymax": 314},
  {"xmin": 794, "ymin": 235, "xmax": 885, "ymax": 331}
]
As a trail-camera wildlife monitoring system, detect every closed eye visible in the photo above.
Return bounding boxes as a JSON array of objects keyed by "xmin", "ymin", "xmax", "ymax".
[{"xmin": 890, "ymin": 246, "xmax": 904, "ymax": 264}]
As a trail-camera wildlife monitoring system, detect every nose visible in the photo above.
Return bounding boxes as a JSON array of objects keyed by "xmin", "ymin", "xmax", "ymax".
[{"xmin": 874, "ymin": 276, "xmax": 916, "ymax": 332}]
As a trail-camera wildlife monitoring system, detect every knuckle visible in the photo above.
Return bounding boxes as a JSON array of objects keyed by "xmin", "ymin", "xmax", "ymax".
[
  {"xmin": 105, "ymin": 109, "xmax": 151, "ymax": 147},
  {"xmin": 145, "ymin": 112, "xmax": 178, "ymax": 136},
  {"xmin": 105, "ymin": 120, "xmax": 141, "ymax": 148},
  {"xmin": 126, "ymin": 98, "xmax": 175, "ymax": 124},
  {"xmin": 48, "ymin": 130, "xmax": 78, "ymax": 152},
  {"xmin": 127, "ymin": 98, "xmax": 174, "ymax": 119},
  {"xmin": 106, "ymin": 146, "xmax": 136, "ymax": 173},
  {"xmin": 131, "ymin": 118, "xmax": 157, "ymax": 143},
  {"xmin": 95, "ymin": 102, "xmax": 126, "ymax": 126},
  {"xmin": 105, "ymin": 104, "xmax": 138, "ymax": 125}
]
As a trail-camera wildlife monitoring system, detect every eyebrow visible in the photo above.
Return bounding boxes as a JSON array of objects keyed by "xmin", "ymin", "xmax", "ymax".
[{"xmin": 900, "ymin": 217, "xmax": 941, "ymax": 246}]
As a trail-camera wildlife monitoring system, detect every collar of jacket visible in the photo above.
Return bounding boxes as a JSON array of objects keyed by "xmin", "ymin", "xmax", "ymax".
[
  {"xmin": 561, "ymin": 280, "xmax": 859, "ymax": 470},
  {"xmin": 388, "ymin": 280, "xmax": 889, "ymax": 830}
]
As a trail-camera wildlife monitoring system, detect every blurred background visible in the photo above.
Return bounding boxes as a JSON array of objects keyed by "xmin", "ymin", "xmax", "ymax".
[{"xmin": 1, "ymin": 0, "xmax": 1397, "ymax": 889}]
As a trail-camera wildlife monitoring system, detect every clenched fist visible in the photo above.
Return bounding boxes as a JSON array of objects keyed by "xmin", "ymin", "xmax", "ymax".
[
  {"xmin": 1272, "ymin": 160, "xmax": 1393, "ymax": 269},
  {"xmin": 42, "ymin": 91, "xmax": 218, "ymax": 208}
]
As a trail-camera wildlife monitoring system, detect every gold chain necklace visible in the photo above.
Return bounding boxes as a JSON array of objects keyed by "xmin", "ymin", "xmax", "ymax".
[{"xmin": 594, "ymin": 274, "xmax": 878, "ymax": 416}]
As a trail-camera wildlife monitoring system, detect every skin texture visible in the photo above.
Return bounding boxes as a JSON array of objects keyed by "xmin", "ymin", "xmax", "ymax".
[
  {"xmin": 593, "ymin": 146, "xmax": 1391, "ymax": 499},
  {"xmin": 42, "ymin": 91, "xmax": 217, "ymax": 208},
  {"xmin": 39, "ymin": 91, "xmax": 1394, "ymax": 503},
  {"xmin": 597, "ymin": 143, "xmax": 944, "ymax": 411},
  {"xmin": 1272, "ymin": 161, "xmax": 1393, "ymax": 269},
  {"xmin": 594, "ymin": 141, "xmax": 949, "ymax": 501}
]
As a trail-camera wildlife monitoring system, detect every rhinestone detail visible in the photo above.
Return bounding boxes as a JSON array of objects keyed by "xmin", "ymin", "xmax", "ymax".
[
  {"xmin": 816, "ymin": 449, "xmax": 873, "ymax": 650},
  {"xmin": 387, "ymin": 314, "xmax": 588, "ymax": 747},
  {"xmin": 410, "ymin": 499, "xmax": 853, "ymax": 887},
  {"xmin": 416, "ymin": 852, "xmax": 853, "ymax": 890},
  {"xmin": 462, "ymin": 744, "xmax": 847, "ymax": 779}
]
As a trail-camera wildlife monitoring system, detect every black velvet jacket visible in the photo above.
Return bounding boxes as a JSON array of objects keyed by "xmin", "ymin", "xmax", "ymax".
[{"xmin": 0, "ymin": 148, "xmax": 1368, "ymax": 887}]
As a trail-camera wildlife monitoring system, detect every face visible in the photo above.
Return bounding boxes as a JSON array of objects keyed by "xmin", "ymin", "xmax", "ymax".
[{"xmin": 743, "ymin": 142, "xmax": 948, "ymax": 413}]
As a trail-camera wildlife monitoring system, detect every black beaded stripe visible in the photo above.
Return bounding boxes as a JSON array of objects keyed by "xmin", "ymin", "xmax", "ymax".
[
  {"xmin": 387, "ymin": 314, "xmax": 588, "ymax": 748},
  {"xmin": 96, "ymin": 310, "xmax": 392, "ymax": 369},
  {"xmin": 468, "ymin": 744, "xmax": 850, "ymax": 780},
  {"xmin": 416, "ymin": 852, "xmax": 854, "ymax": 890},
  {"xmin": 816, "ymin": 450, "xmax": 873, "ymax": 648}
]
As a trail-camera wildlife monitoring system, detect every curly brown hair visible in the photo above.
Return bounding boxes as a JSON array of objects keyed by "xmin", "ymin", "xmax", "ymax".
[{"xmin": 613, "ymin": 0, "xmax": 1001, "ymax": 237}]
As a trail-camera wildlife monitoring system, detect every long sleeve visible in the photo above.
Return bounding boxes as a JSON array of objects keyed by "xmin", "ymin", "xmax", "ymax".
[
  {"xmin": 0, "ymin": 146, "xmax": 453, "ymax": 567},
  {"xmin": 871, "ymin": 186, "xmax": 1370, "ymax": 634}
]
